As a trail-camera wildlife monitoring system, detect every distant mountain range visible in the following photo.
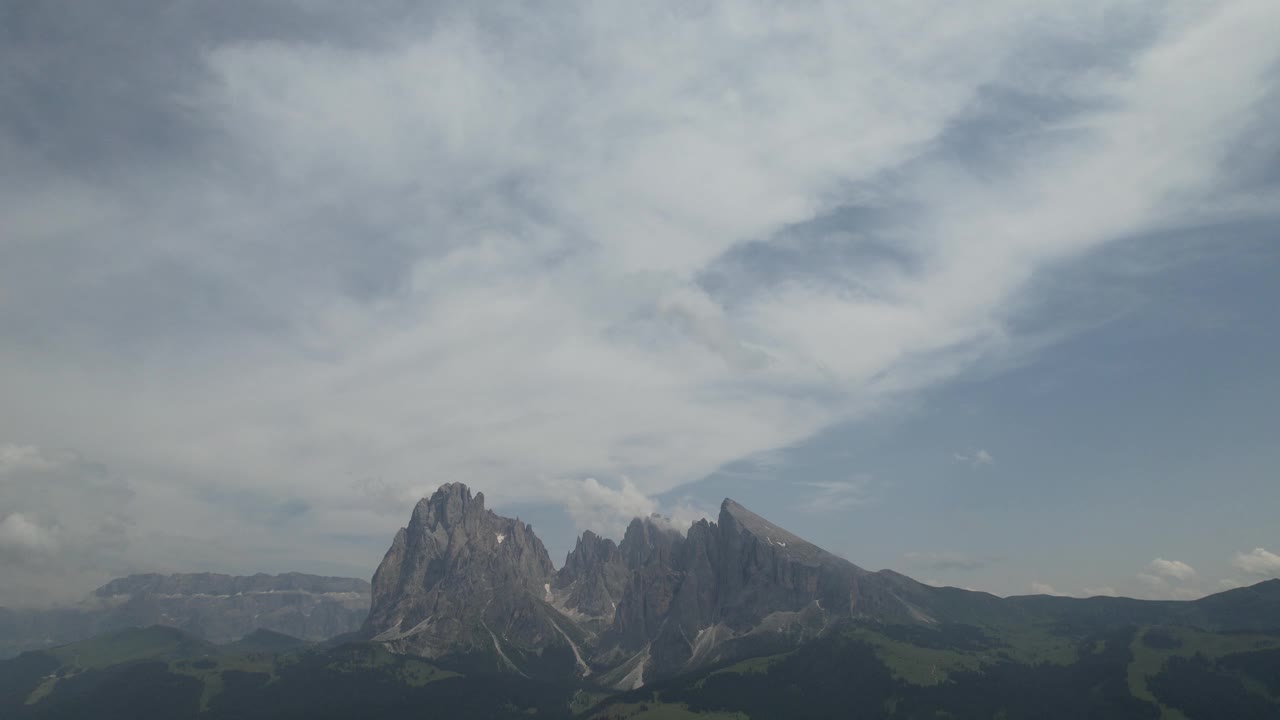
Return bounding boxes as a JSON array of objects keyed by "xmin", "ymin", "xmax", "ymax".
[
  {"xmin": 0, "ymin": 573, "xmax": 369, "ymax": 658},
  {"xmin": 2, "ymin": 483, "xmax": 1277, "ymax": 718}
]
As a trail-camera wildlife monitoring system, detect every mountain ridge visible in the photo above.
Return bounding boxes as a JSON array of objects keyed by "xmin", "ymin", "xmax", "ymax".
[
  {"xmin": 3, "ymin": 483, "xmax": 1278, "ymax": 717},
  {"xmin": 364, "ymin": 483, "xmax": 1280, "ymax": 689},
  {"xmin": 0, "ymin": 572, "xmax": 370, "ymax": 659}
]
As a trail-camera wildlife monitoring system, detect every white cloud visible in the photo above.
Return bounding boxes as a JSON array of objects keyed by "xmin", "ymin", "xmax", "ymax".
[
  {"xmin": 559, "ymin": 477, "xmax": 710, "ymax": 540},
  {"xmin": 562, "ymin": 478, "xmax": 656, "ymax": 538},
  {"xmin": 1134, "ymin": 558, "xmax": 1206, "ymax": 600},
  {"xmin": 1147, "ymin": 557, "xmax": 1197, "ymax": 582},
  {"xmin": 1, "ymin": 2, "xmax": 1278, "ymax": 599},
  {"xmin": 796, "ymin": 478, "xmax": 874, "ymax": 513},
  {"xmin": 1082, "ymin": 586, "xmax": 1118, "ymax": 597},
  {"xmin": 1030, "ymin": 581, "xmax": 1066, "ymax": 596},
  {"xmin": 1232, "ymin": 547, "xmax": 1280, "ymax": 577},
  {"xmin": 1137, "ymin": 572, "xmax": 1166, "ymax": 588},
  {"xmin": 0, "ymin": 513, "xmax": 58, "ymax": 553},
  {"xmin": 0, "ymin": 444, "xmax": 58, "ymax": 473},
  {"xmin": 0, "ymin": 446, "xmax": 135, "ymax": 604},
  {"xmin": 953, "ymin": 449, "xmax": 995, "ymax": 467},
  {"xmin": 1167, "ymin": 587, "xmax": 1206, "ymax": 601}
]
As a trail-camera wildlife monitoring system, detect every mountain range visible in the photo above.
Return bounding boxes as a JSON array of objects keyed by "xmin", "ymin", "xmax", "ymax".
[
  {"xmin": 359, "ymin": 484, "xmax": 1280, "ymax": 691},
  {"xmin": 0, "ymin": 573, "xmax": 370, "ymax": 659},
  {"xmin": 2, "ymin": 482, "xmax": 1277, "ymax": 718}
]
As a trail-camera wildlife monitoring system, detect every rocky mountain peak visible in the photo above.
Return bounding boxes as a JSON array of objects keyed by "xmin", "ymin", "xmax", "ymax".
[
  {"xmin": 410, "ymin": 482, "xmax": 487, "ymax": 528},
  {"xmin": 719, "ymin": 497, "xmax": 819, "ymax": 559},
  {"xmin": 363, "ymin": 483, "xmax": 568, "ymax": 661},
  {"xmin": 552, "ymin": 531, "xmax": 629, "ymax": 625},
  {"xmin": 561, "ymin": 531, "xmax": 620, "ymax": 578},
  {"xmin": 619, "ymin": 515, "xmax": 685, "ymax": 568},
  {"xmin": 364, "ymin": 487, "xmax": 931, "ymax": 684}
]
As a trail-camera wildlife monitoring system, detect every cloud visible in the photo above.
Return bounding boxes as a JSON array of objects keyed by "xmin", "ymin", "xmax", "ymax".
[
  {"xmin": 1166, "ymin": 587, "xmax": 1206, "ymax": 601},
  {"xmin": 1147, "ymin": 558, "xmax": 1197, "ymax": 582},
  {"xmin": 795, "ymin": 478, "xmax": 874, "ymax": 513},
  {"xmin": 1135, "ymin": 558, "xmax": 1205, "ymax": 600},
  {"xmin": 1082, "ymin": 586, "xmax": 1118, "ymax": 597},
  {"xmin": 0, "ymin": 513, "xmax": 58, "ymax": 554},
  {"xmin": 0, "ymin": 445, "xmax": 134, "ymax": 604},
  {"xmin": 904, "ymin": 551, "xmax": 987, "ymax": 572},
  {"xmin": 1, "ymin": 3, "xmax": 1278, "ymax": 599},
  {"xmin": 560, "ymin": 477, "xmax": 710, "ymax": 540},
  {"xmin": 1231, "ymin": 547, "xmax": 1280, "ymax": 577},
  {"xmin": 0, "ymin": 445, "xmax": 58, "ymax": 473},
  {"xmin": 562, "ymin": 478, "xmax": 657, "ymax": 538},
  {"xmin": 953, "ymin": 449, "xmax": 995, "ymax": 467},
  {"xmin": 1136, "ymin": 572, "xmax": 1166, "ymax": 588},
  {"xmin": 1030, "ymin": 581, "xmax": 1066, "ymax": 596}
]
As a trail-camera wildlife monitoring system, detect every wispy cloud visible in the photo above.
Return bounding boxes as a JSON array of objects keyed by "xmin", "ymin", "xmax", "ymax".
[
  {"xmin": 795, "ymin": 478, "xmax": 874, "ymax": 514},
  {"xmin": 904, "ymin": 551, "xmax": 988, "ymax": 572},
  {"xmin": 1, "ymin": 2, "xmax": 1278, "ymax": 600},
  {"xmin": 0, "ymin": 513, "xmax": 58, "ymax": 554},
  {"xmin": 1147, "ymin": 557, "xmax": 1197, "ymax": 582},
  {"xmin": 953, "ymin": 449, "xmax": 995, "ymax": 467},
  {"xmin": 1030, "ymin": 581, "xmax": 1066, "ymax": 596}
]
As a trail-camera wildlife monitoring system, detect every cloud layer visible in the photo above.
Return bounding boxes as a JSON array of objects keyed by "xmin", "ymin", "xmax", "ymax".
[{"xmin": 2, "ymin": 1, "xmax": 1279, "ymax": 602}]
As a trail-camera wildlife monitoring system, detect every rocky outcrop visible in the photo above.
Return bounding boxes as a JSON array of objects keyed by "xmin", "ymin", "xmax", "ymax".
[
  {"xmin": 363, "ymin": 483, "xmax": 582, "ymax": 664},
  {"xmin": 608, "ymin": 517, "xmax": 687, "ymax": 652},
  {"xmin": 552, "ymin": 531, "xmax": 629, "ymax": 624},
  {"xmin": 594, "ymin": 499, "xmax": 925, "ymax": 682},
  {"xmin": 0, "ymin": 573, "xmax": 370, "ymax": 658},
  {"xmin": 364, "ymin": 485, "xmax": 930, "ymax": 685}
]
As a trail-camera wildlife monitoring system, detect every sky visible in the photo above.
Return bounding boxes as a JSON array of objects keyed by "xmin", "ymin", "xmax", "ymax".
[{"xmin": 1, "ymin": 0, "xmax": 1278, "ymax": 606}]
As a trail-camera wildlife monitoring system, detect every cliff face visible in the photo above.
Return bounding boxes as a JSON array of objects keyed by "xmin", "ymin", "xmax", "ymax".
[
  {"xmin": 0, "ymin": 573, "xmax": 370, "ymax": 658},
  {"xmin": 552, "ymin": 531, "xmax": 629, "ymax": 623},
  {"xmin": 362, "ymin": 483, "xmax": 577, "ymax": 662},
  {"xmin": 364, "ymin": 486, "xmax": 924, "ymax": 685},
  {"xmin": 595, "ymin": 500, "xmax": 920, "ymax": 682}
]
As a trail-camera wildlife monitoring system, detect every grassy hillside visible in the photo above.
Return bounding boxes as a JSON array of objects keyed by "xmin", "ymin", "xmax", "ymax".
[
  {"xmin": 2, "ymin": 580, "xmax": 1278, "ymax": 719},
  {"xmin": 0, "ymin": 625, "xmax": 586, "ymax": 719},
  {"xmin": 589, "ymin": 620, "xmax": 1280, "ymax": 719}
]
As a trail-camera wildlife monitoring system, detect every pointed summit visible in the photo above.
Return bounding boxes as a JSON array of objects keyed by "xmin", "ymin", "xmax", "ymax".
[
  {"xmin": 719, "ymin": 497, "xmax": 817, "ymax": 557},
  {"xmin": 364, "ymin": 486, "xmax": 930, "ymax": 685},
  {"xmin": 363, "ymin": 483, "xmax": 565, "ymax": 662},
  {"xmin": 410, "ymin": 482, "xmax": 486, "ymax": 527},
  {"xmin": 552, "ymin": 531, "xmax": 629, "ymax": 625}
]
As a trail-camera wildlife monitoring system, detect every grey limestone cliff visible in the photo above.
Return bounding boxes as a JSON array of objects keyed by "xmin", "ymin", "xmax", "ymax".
[
  {"xmin": 364, "ymin": 486, "xmax": 928, "ymax": 686},
  {"xmin": 363, "ymin": 483, "xmax": 585, "ymax": 666}
]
